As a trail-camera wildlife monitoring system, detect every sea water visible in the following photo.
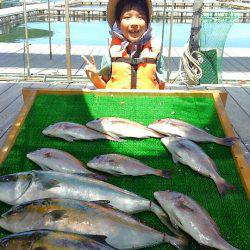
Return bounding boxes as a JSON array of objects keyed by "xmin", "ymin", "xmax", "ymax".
[{"xmin": 13, "ymin": 20, "xmax": 250, "ymax": 48}]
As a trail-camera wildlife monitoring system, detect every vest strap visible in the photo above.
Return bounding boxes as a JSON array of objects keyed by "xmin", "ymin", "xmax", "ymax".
[
  {"xmin": 111, "ymin": 57, "xmax": 157, "ymax": 89},
  {"xmin": 111, "ymin": 57, "xmax": 157, "ymax": 65}
]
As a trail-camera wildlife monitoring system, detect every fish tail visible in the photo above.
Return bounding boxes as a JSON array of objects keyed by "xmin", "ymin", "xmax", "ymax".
[
  {"xmin": 215, "ymin": 177, "xmax": 236, "ymax": 196},
  {"xmin": 215, "ymin": 137, "xmax": 237, "ymax": 146},
  {"xmin": 163, "ymin": 233, "xmax": 188, "ymax": 249},
  {"xmin": 154, "ymin": 169, "xmax": 172, "ymax": 179}
]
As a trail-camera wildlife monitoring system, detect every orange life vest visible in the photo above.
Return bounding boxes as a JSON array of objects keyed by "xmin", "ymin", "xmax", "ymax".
[{"xmin": 106, "ymin": 36, "xmax": 161, "ymax": 90}]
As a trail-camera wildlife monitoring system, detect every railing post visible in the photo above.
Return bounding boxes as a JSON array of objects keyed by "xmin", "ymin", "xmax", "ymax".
[
  {"xmin": 23, "ymin": 0, "xmax": 30, "ymax": 77},
  {"xmin": 65, "ymin": 0, "xmax": 72, "ymax": 81},
  {"xmin": 48, "ymin": 0, "xmax": 52, "ymax": 59}
]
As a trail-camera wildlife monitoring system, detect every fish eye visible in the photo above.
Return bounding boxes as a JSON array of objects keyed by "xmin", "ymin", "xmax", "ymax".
[
  {"xmin": 44, "ymin": 152, "xmax": 52, "ymax": 158},
  {"xmin": 6, "ymin": 205, "xmax": 24, "ymax": 216},
  {"xmin": 0, "ymin": 175, "xmax": 17, "ymax": 182}
]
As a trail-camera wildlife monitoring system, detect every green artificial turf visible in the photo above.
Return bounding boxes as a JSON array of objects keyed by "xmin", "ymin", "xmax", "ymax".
[{"xmin": 0, "ymin": 93, "xmax": 249, "ymax": 249}]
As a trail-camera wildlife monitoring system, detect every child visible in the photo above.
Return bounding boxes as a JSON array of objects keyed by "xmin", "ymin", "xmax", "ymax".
[{"xmin": 82, "ymin": 0, "xmax": 166, "ymax": 90}]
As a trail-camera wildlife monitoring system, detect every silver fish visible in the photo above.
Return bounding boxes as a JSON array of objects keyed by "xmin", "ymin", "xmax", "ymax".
[
  {"xmin": 27, "ymin": 148, "xmax": 107, "ymax": 180},
  {"xmin": 161, "ymin": 137, "xmax": 235, "ymax": 195},
  {"xmin": 87, "ymin": 153, "xmax": 171, "ymax": 179},
  {"xmin": 0, "ymin": 198, "xmax": 186, "ymax": 249},
  {"xmin": 86, "ymin": 117, "xmax": 163, "ymax": 139},
  {"xmin": 0, "ymin": 229, "xmax": 115, "ymax": 250},
  {"xmin": 42, "ymin": 122, "xmax": 121, "ymax": 142},
  {"xmin": 154, "ymin": 190, "xmax": 238, "ymax": 250},
  {"xmin": 148, "ymin": 118, "xmax": 236, "ymax": 146},
  {"xmin": 0, "ymin": 171, "xmax": 170, "ymax": 230}
]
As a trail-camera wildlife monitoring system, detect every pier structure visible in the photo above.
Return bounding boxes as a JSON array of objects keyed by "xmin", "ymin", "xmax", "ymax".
[{"xmin": 1, "ymin": 0, "xmax": 250, "ymax": 35}]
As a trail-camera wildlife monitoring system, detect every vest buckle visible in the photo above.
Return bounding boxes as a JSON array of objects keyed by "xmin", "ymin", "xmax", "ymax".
[{"xmin": 131, "ymin": 58, "xmax": 144, "ymax": 66}]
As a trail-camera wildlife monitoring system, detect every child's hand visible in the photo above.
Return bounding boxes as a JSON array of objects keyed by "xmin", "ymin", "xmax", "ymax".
[
  {"xmin": 82, "ymin": 55, "xmax": 99, "ymax": 79},
  {"xmin": 82, "ymin": 55, "xmax": 106, "ymax": 88}
]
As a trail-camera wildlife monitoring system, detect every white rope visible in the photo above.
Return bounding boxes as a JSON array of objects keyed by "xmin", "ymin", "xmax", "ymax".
[{"xmin": 173, "ymin": 43, "xmax": 203, "ymax": 85}]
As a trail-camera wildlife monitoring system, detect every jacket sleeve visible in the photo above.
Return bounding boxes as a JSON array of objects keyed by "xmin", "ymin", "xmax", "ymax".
[{"xmin": 98, "ymin": 54, "xmax": 111, "ymax": 82}]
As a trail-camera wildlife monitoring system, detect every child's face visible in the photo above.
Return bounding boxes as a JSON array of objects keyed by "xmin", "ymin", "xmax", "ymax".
[{"xmin": 118, "ymin": 7, "xmax": 148, "ymax": 43}]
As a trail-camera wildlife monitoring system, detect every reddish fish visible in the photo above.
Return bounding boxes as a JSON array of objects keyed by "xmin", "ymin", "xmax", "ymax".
[
  {"xmin": 42, "ymin": 122, "xmax": 121, "ymax": 142},
  {"xmin": 87, "ymin": 153, "xmax": 171, "ymax": 179},
  {"xmin": 161, "ymin": 137, "xmax": 235, "ymax": 196},
  {"xmin": 154, "ymin": 190, "xmax": 238, "ymax": 250},
  {"xmin": 149, "ymin": 118, "xmax": 236, "ymax": 146},
  {"xmin": 86, "ymin": 117, "xmax": 163, "ymax": 139}
]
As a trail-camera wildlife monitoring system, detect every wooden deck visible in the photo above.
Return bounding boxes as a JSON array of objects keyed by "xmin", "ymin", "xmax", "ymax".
[{"xmin": 0, "ymin": 81, "xmax": 249, "ymax": 167}]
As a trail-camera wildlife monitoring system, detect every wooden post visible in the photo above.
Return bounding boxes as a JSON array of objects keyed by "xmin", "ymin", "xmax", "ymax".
[
  {"xmin": 65, "ymin": 0, "xmax": 72, "ymax": 81},
  {"xmin": 23, "ymin": 0, "xmax": 30, "ymax": 77},
  {"xmin": 48, "ymin": 0, "xmax": 52, "ymax": 59},
  {"xmin": 189, "ymin": 0, "xmax": 204, "ymax": 53},
  {"xmin": 167, "ymin": 0, "xmax": 174, "ymax": 81}
]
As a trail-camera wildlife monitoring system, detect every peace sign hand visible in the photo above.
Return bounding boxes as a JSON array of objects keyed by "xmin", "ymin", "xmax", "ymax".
[
  {"xmin": 82, "ymin": 55, "xmax": 99, "ymax": 80},
  {"xmin": 82, "ymin": 55, "xmax": 106, "ymax": 89}
]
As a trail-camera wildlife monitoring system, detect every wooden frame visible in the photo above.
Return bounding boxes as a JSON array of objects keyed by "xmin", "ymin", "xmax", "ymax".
[{"xmin": 0, "ymin": 88, "xmax": 249, "ymax": 199}]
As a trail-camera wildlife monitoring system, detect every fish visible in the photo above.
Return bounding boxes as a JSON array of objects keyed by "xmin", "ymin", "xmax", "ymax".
[
  {"xmin": 0, "ymin": 170, "xmax": 172, "ymax": 231},
  {"xmin": 148, "ymin": 118, "xmax": 236, "ymax": 146},
  {"xmin": 0, "ymin": 229, "xmax": 115, "ymax": 249},
  {"xmin": 154, "ymin": 190, "xmax": 238, "ymax": 250},
  {"xmin": 86, "ymin": 117, "xmax": 163, "ymax": 139},
  {"xmin": 0, "ymin": 198, "xmax": 186, "ymax": 249},
  {"xmin": 42, "ymin": 122, "xmax": 121, "ymax": 142},
  {"xmin": 87, "ymin": 153, "xmax": 171, "ymax": 179},
  {"xmin": 27, "ymin": 148, "xmax": 107, "ymax": 181},
  {"xmin": 161, "ymin": 137, "xmax": 235, "ymax": 196}
]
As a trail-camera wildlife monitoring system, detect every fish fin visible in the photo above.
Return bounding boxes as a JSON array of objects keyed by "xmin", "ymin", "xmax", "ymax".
[
  {"xmin": 104, "ymin": 131, "xmax": 121, "ymax": 139},
  {"xmin": 44, "ymin": 210, "xmax": 68, "ymax": 221},
  {"xmin": 92, "ymin": 200, "xmax": 129, "ymax": 213},
  {"xmin": 215, "ymin": 137, "xmax": 237, "ymax": 147},
  {"xmin": 74, "ymin": 173, "xmax": 108, "ymax": 181},
  {"xmin": 150, "ymin": 203, "xmax": 185, "ymax": 237},
  {"xmin": 92, "ymin": 200, "xmax": 111, "ymax": 205},
  {"xmin": 163, "ymin": 233, "xmax": 188, "ymax": 250},
  {"xmin": 154, "ymin": 169, "xmax": 172, "ymax": 179},
  {"xmin": 83, "ymin": 234, "xmax": 107, "ymax": 243},
  {"xmin": 172, "ymin": 154, "xmax": 180, "ymax": 165},
  {"xmin": 61, "ymin": 135, "xmax": 77, "ymax": 142},
  {"xmin": 39, "ymin": 164, "xmax": 52, "ymax": 171},
  {"xmin": 33, "ymin": 247, "xmax": 47, "ymax": 250},
  {"xmin": 170, "ymin": 213, "xmax": 184, "ymax": 228},
  {"xmin": 38, "ymin": 179, "xmax": 60, "ymax": 190},
  {"xmin": 110, "ymin": 170, "xmax": 124, "ymax": 176},
  {"xmin": 176, "ymin": 199, "xmax": 195, "ymax": 213},
  {"xmin": 105, "ymin": 134, "xmax": 126, "ymax": 142}
]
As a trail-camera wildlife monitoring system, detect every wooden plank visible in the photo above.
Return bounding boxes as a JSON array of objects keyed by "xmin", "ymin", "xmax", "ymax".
[
  {"xmin": 0, "ymin": 83, "xmax": 51, "ymax": 145},
  {"xmin": 0, "ymin": 94, "xmax": 26, "ymax": 137},
  {"xmin": 213, "ymin": 92, "xmax": 250, "ymax": 199},
  {"xmin": 0, "ymin": 132, "xmax": 8, "ymax": 149},
  {"xmin": 225, "ymin": 94, "xmax": 250, "ymax": 146},
  {"xmin": 0, "ymin": 82, "xmax": 33, "ymax": 112},
  {"xmin": 0, "ymin": 82, "xmax": 15, "ymax": 96},
  {"xmin": 67, "ymin": 83, "xmax": 88, "ymax": 89},
  {"xmin": 243, "ymin": 86, "xmax": 250, "ymax": 95},
  {"xmin": 0, "ymin": 83, "xmax": 25, "ymax": 109},
  {"xmin": 0, "ymin": 91, "xmax": 38, "ymax": 168},
  {"xmin": 225, "ymin": 86, "xmax": 250, "ymax": 116}
]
